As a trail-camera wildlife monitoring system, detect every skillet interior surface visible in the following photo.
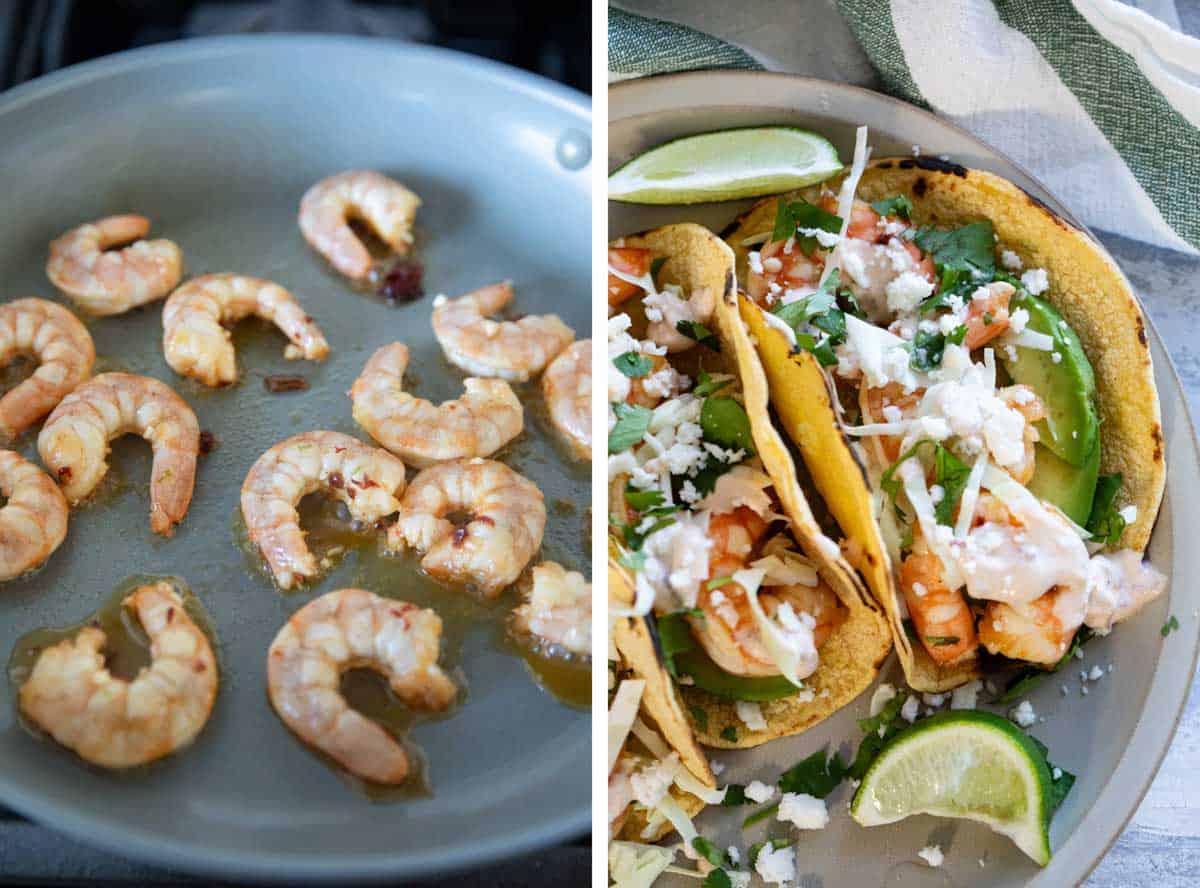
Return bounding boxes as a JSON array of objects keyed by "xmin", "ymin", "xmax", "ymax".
[
  {"xmin": 0, "ymin": 35, "xmax": 590, "ymax": 881},
  {"xmin": 610, "ymin": 71, "xmax": 1200, "ymax": 888}
]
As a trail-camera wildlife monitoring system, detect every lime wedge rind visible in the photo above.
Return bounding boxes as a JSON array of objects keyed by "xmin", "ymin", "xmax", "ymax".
[
  {"xmin": 608, "ymin": 127, "xmax": 843, "ymax": 205},
  {"xmin": 850, "ymin": 710, "xmax": 1053, "ymax": 866}
]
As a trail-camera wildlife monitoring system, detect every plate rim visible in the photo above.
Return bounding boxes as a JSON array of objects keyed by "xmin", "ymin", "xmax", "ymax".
[
  {"xmin": 0, "ymin": 33, "xmax": 591, "ymax": 883},
  {"xmin": 610, "ymin": 68, "xmax": 1200, "ymax": 885}
]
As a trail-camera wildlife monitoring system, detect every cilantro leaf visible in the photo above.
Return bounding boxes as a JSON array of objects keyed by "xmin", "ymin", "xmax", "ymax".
[
  {"xmin": 1162, "ymin": 616, "xmax": 1180, "ymax": 637},
  {"xmin": 624, "ymin": 487, "xmax": 664, "ymax": 512},
  {"xmin": 706, "ymin": 576, "xmax": 735, "ymax": 590},
  {"xmin": 649, "ymin": 256, "xmax": 667, "ymax": 282},
  {"xmin": 747, "ymin": 839, "xmax": 790, "ymax": 867},
  {"xmin": 701, "ymin": 870, "xmax": 732, "ymax": 888},
  {"xmin": 880, "ymin": 440, "xmax": 937, "ymax": 504},
  {"xmin": 721, "ymin": 784, "xmax": 747, "ymax": 806},
  {"xmin": 910, "ymin": 324, "xmax": 966, "ymax": 371},
  {"xmin": 692, "ymin": 837, "xmax": 730, "ymax": 868},
  {"xmin": 613, "ymin": 351, "xmax": 653, "ymax": 378},
  {"xmin": 742, "ymin": 803, "xmax": 779, "ymax": 828},
  {"xmin": 933, "ymin": 445, "xmax": 970, "ymax": 526},
  {"xmin": 925, "ymin": 635, "xmax": 961, "ymax": 646},
  {"xmin": 778, "ymin": 748, "xmax": 848, "ymax": 798},
  {"xmin": 616, "ymin": 515, "xmax": 675, "ymax": 551},
  {"xmin": 694, "ymin": 370, "xmax": 735, "ymax": 398},
  {"xmin": 655, "ymin": 612, "xmax": 696, "ymax": 678},
  {"xmin": 608, "ymin": 403, "xmax": 651, "ymax": 454},
  {"xmin": 1025, "ymin": 735, "xmax": 1075, "ymax": 815},
  {"xmin": 689, "ymin": 705, "xmax": 709, "ymax": 732},
  {"xmin": 849, "ymin": 691, "xmax": 909, "ymax": 780},
  {"xmin": 871, "ymin": 194, "xmax": 913, "ymax": 219},
  {"xmin": 1086, "ymin": 473, "xmax": 1126, "ymax": 544},
  {"xmin": 720, "ymin": 725, "xmax": 738, "ymax": 743},
  {"xmin": 771, "ymin": 270, "xmax": 848, "ymax": 366},
  {"xmin": 771, "ymin": 197, "xmax": 842, "ymax": 252},
  {"xmin": 700, "ymin": 396, "xmax": 755, "ymax": 455},
  {"xmin": 615, "ymin": 547, "xmax": 645, "ymax": 572},
  {"xmin": 676, "ymin": 319, "xmax": 721, "ymax": 351},
  {"xmin": 907, "ymin": 221, "xmax": 996, "ymax": 278}
]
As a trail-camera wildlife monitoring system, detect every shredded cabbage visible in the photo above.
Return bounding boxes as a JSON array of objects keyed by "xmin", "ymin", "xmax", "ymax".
[
  {"xmin": 740, "ymin": 568, "xmax": 819, "ymax": 687},
  {"xmin": 609, "ymin": 680, "xmax": 645, "ymax": 773},
  {"xmin": 609, "ymin": 841, "xmax": 676, "ymax": 888},
  {"xmin": 953, "ymin": 452, "xmax": 990, "ymax": 540},
  {"xmin": 631, "ymin": 717, "xmax": 671, "ymax": 761},
  {"xmin": 819, "ymin": 125, "xmax": 871, "ymax": 289},
  {"xmin": 674, "ymin": 769, "xmax": 728, "ymax": 805}
]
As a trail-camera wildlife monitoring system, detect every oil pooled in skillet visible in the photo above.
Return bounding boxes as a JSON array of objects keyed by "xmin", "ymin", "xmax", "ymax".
[{"xmin": 6, "ymin": 575, "xmax": 219, "ymax": 767}]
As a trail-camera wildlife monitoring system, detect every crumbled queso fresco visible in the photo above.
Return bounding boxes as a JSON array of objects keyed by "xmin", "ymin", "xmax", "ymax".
[
  {"xmin": 918, "ymin": 845, "xmax": 944, "ymax": 868},
  {"xmin": 1010, "ymin": 700, "xmax": 1037, "ymax": 727}
]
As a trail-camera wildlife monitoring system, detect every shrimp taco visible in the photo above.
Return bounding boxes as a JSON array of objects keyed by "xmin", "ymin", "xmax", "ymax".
[
  {"xmin": 607, "ymin": 221, "xmax": 892, "ymax": 752},
  {"xmin": 723, "ymin": 129, "xmax": 1167, "ymax": 692}
]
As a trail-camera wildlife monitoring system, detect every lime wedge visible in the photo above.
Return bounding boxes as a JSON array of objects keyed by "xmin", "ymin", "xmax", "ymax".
[
  {"xmin": 850, "ymin": 711, "xmax": 1053, "ymax": 865},
  {"xmin": 608, "ymin": 127, "xmax": 843, "ymax": 205}
]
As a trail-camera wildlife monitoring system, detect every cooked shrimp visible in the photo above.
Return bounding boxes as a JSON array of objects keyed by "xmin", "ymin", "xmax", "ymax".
[
  {"xmin": 432, "ymin": 282, "xmax": 574, "ymax": 382},
  {"xmin": 18, "ymin": 581, "xmax": 217, "ymax": 768},
  {"xmin": 389, "ymin": 457, "xmax": 545, "ymax": 598},
  {"xmin": 693, "ymin": 509, "xmax": 844, "ymax": 677},
  {"xmin": 643, "ymin": 284, "xmax": 717, "ymax": 354},
  {"xmin": 37, "ymin": 373, "xmax": 199, "ymax": 536},
  {"xmin": 978, "ymin": 589, "xmax": 1074, "ymax": 666},
  {"xmin": 46, "ymin": 215, "xmax": 183, "ymax": 316},
  {"xmin": 240, "ymin": 431, "xmax": 407, "ymax": 590},
  {"xmin": 899, "ymin": 542, "xmax": 979, "ymax": 666},
  {"xmin": 162, "ymin": 274, "xmax": 329, "ymax": 387},
  {"xmin": 299, "ymin": 170, "xmax": 421, "ymax": 281},
  {"xmin": 998, "ymin": 384, "xmax": 1047, "ymax": 485},
  {"xmin": 608, "ymin": 247, "xmax": 653, "ymax": 307},
  {"xmin": 267, "ymin": 588, "xmax": 457, "ymax": 784},
  {"xmin": 0, "ymin": 298, "xmax": 94, "ymax": 439},
  {"xmin": 542, "ymin": 339, "xmax": 590, "ymax": 460},
  {"xmin": 861, "ymin": 383, "xmax": 923, "ymax": 462},
  {"xmin": 350, "ymin": 342, "xmax": 522, "ymax": 468},
  {"xmin": 963, "ymin": 281, "xmax": 1014, "ymax": 350},
  {"xmin": 511, "ymin": 561, "xmax": 591, "ymax": 657},
  {"xmin": 0, "ymin": 451, "xmax": 68, "ymax": 580}
]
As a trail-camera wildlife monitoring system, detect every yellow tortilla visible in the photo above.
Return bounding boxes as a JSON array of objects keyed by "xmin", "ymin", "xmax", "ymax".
[
  {"xmin": 608, "ymin": 222, "xmax": 892, "ymax": 747},
  {"xmin": 610, "ymin": 563, "xmax": 711, "ymax": 841},
  {"xmin": 723, "ymin": 157, "xmax": 1165, "ymax": 691}
]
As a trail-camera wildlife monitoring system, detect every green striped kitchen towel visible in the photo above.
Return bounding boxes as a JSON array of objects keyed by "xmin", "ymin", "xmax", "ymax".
[{"xmin": 610, "ymin": 1, "xmax": 1200, "ymax": 254}]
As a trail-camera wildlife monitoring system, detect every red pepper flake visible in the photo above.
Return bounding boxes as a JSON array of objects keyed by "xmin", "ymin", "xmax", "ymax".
[
  {"xmin": 353, "ymin": 476, "xmax": 380, "ymax": 490},
  {"xmin": 198, "ymin": 431, "xmax": 217, "ymax": 455},
  {"xmin": 57, "ymin": 466, "xmax": 72, "ymax": 482},
  {"xmin": 264, "ymin": 375, "xmax": 309, "ymax": 393},
  {"xmin": 194, "ymin": 660, "xmax": 207, "ymax": 673},
  {"xmin": 379, "ymin": 258, "xmax": 424, "ymax": 304},
  {"xmin": 475, "ymin": 515, "xmax": 495, "ymax": 527},
  {"xmin": 166, "ymin": 607, "xmax": 175, "ymax": 623},
  {"xmin": 346, "ymin": 487, "xmax": 357, "ymax": 500}
]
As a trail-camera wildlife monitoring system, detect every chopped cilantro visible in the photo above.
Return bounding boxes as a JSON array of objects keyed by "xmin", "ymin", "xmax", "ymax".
[
  {"xmin": 694, "ymin": 369, "xmax": 735, "ymax": 397},
  {"xmin": 742, "ymin": 803, "xmax": 779, "ymax": 828},
  {"xmin": 692, "ymin": 837, "xmax": 730, "ymax": 868},
  {"xmin": 624, "ymin": 487, "xmax": 664, "ymax": 512},
  {"xmin": 720, "ymin": 725, "xmax": 738, "ymax": 743},
  {"xmin": 907, "ymin": 220, "xmax": 996, "ymax": 279},
  {"xmin": 880, "ymin": 440, "xmax": 937, "ymax": 504},
  {"xmin": 613, "ymin": 351, "xmax": 653, "ymax": 378},
  {"xmin": 701, "ymin": 869, "xmax": 732, "ymax": 888},
  {"xmin": 700, "ymin": 396, "xmax": 755, "ymax": 455},
  {"xmin": 1162, "ymin": 616, "xmax": 1180, "ymax": 637},
  {"xmin": 849, "ymin": 691, "xmax": 909, "ymax": 780},
  {"xmin": 983, "ymin": 312, "xmax": 994, "ymax": 326},
  {"xmin": 1086, "ymin": 473, "xmax": 1126, "ymax": 544},
  {"xmin": 778, "ymin": 747, "xmax": 847, "ymax": 798},
  {"xmin": 721, "ymin": 784, "xmax": 747, "ymax": 806},
  {"xmin": 608, "ymin": 403, "xmax": 651, "ymax": 454},
  {"xmin": 933, "ymin": 444, "xmax": 970, "ymax": 526},
  {"xmin": 655, "ymin": 613, "xmax": 696, "ymax": 678},
  {"xmin": 871, "ymin": 194, "xmax": 913, "ymax": 219},
  {"xmin": 649, "ymin": 256, "xmax": 667, "ymax": 281},
  {"xmin": 771, "ymin": 197, "xmax": 842, "ymax": 252},
  {"xmin": 617, "ymin": 515, "xmax": 675, "ymax": 551},
  {"xmin": 910, "ymin": 324, "xmax": 966, "ymax": 371},
  {"xmin": 747, "ymin": 839, "xmax": 790, "ymax": 867},
  {"xmin": 1026, "ymin": 734, "xmax": 1075, "ymax": 815},
  {"xmin": 771, "ymin": 270, "xmax": 848, "ymax": 366},
  {"xmin": 614, "ymin": 547, "xmax": 645, "ymax": 572},
  {"xmin": 676, "ymin": 319, "xmax": 721, "ymax": 351},
  {"xmin": 925, "ymin": 635, "xmax": 960, "ymax": 646},
  {"xmin": 706, "ymin": 576, "xmax": 735, "ymax": 591}
]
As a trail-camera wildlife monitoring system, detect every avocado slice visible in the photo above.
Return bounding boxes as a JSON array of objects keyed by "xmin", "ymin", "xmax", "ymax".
[
  {"xmin": 673, "ymin": 648, "xmax": 802, "ymax": 701},
  {"xmin": 1027, "ymin": 437, "xmax": 1100, "ymax": 526},
  {"xmin": 1001, "ymin": 291, "xmax": 1098, "ymax": 468},
  {"xmin": 656, "ymin": 612, "xmax": 801, "ymax": 701}
]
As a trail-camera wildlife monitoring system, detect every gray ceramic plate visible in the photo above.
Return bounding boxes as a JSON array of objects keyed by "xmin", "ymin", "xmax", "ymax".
[
  {"xmin": 610, "ymin": 71, "xmax": 1200, "ymax": 886},
  {"xmin": 0, "ymin": 35, "xmax": 590, "ymax": 882}
]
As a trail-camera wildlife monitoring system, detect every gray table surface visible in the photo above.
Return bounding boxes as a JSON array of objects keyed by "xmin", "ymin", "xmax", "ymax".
[{"xmin": 615, "ymin": 1, "xmax": 1200, "ymax": 884}]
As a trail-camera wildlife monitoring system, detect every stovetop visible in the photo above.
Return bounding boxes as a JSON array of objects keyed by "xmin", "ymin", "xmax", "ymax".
[{"xmin": 0, "ymin": 2, "xmax": 590, "ymax": 884}]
